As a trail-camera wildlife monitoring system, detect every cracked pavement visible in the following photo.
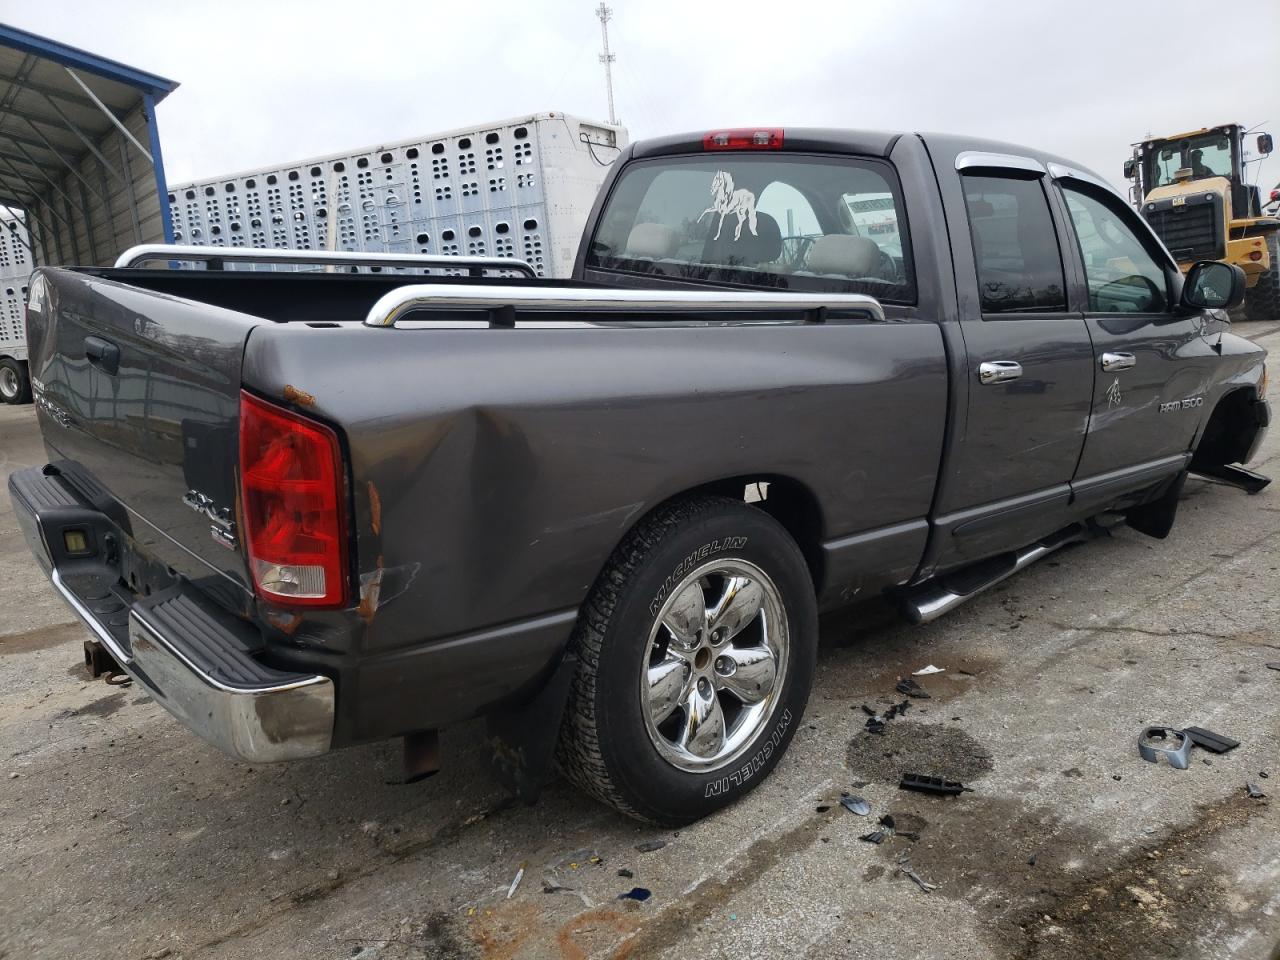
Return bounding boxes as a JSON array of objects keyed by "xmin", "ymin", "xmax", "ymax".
[{"xmin": 2, "ymin": 324, "xmax": 1278, "ymax": 960}]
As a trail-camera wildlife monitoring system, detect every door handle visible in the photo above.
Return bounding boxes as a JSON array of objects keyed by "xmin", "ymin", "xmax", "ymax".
[
  {"xmin": 1100, "ymin": 352, "xmax": 1136, "ymax": 372},
  {"xmin": 978, "ymin": 360, "xmax": 1023, "ymax": 385},
  {"xmin": 84, "ymin": 336, "xmax": 120, "ymax": 376}
]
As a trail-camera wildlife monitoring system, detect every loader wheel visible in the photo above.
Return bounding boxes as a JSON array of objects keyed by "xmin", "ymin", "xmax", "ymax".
[
  {"xmin": 0, "ymin": 358, "xmax": 31, "ymax": 405},
  {"xmin": 1245, "ymin": 232, "xmax": 1280, "ymax": 322},
  {"xmin": 556, "ymin": 495, "xmax": 816, "ymax": 824}
]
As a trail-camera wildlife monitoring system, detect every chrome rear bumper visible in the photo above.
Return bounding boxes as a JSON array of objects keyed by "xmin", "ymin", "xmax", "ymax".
[{"xmin": 12, "ymin": 465, "xmax": 334, "ymax": 763}]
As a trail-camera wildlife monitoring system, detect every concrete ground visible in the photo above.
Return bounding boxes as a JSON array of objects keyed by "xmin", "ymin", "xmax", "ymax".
[{"xmin": 2, "ymin": 325, "xmax": 1279, "ymax": 960}]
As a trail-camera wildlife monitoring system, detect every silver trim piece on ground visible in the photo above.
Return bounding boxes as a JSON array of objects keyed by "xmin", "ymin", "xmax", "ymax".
[{"xmin": 113, "ymin": 244, "xmax": 537, "ymax": 277}]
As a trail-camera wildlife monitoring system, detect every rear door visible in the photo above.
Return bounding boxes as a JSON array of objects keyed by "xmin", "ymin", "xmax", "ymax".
[
  {"xmin": 1052, "ymin": 174, "xmax": 1210, "ymax": 487},
  {"xmin": 931, "ymin": 157, "xmax": 1095, "ymax": 565}
]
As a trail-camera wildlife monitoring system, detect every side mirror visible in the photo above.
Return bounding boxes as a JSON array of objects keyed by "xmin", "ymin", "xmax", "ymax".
[
  {"xmin": 1258, "ymin": 133, "xmax": 1275, "ymax": 156},
  {"xmin": 1181, "ymin": 260, "xmax": 1246, "ymax": 312},
  {"xmin": 1123, "ymin": 159, "xmax": 1137, "ymax": 180}
]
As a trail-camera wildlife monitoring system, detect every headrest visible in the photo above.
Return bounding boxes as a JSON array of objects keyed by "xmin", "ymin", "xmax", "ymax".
[
  {"xmin": 805, "ymin": 234, "xmax": 881, "ymax": 276},
  {"xmin": 703, "ymin": 211, "xmax": 782, "ymax": 266},
  {"xmin": 624, "ymin": 222, "xmax": 679, "ymax": 258}
]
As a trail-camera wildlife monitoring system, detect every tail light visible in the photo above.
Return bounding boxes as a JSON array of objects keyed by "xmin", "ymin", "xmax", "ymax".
[
  {"xmin": 703, "ymin": 128, "xmax": 784, "ymax": 151},
  {"xmin": 239, "ymin": 391, "xmax": 348, "ymax": 607}
]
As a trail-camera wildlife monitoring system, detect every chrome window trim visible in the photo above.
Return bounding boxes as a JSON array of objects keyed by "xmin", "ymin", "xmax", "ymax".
[{"xmin": 955, "ymin": 151, "xmax": 1047, "ymax": 175}]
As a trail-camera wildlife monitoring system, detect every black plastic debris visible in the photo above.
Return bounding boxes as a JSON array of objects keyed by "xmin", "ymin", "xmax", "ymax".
[
  {"xmin": 1027, "ymin": 854, "xmax": 1037, "ymax": 866},
  {"xmin": 895, "ymin": 677, "xmax": 931, "ymax": 699},
  {"xmin": 840, "ymin": 793, "xmax": 871, "ymax": 816},
  {"xmin": 861, "ymin": 704, "xmax": 877, "ymax": 717},
  {"xmin": 815, "ymin": 804, "xmax": 831, "ymax": 813},
  {"xmin": 865, "ymin": 717, "xmax": 887, "ymax": 735},
  {"xmin": 859, "ymin": 830, "xmax": 887, "ymax": 844},
  {"xmin": 1267, "ymin": 663, "xmax": 1280, "ymax": 672},
  {"xmin": 1261, "ymin": 771, "xmax": 1270, "ymax": 780},
  {"xmin": 900, "ymin": 773, "xmax": 970, "ymax": 796},
  {"xmin": 618, "ymin": 887, "xmax": 652, "ymax": 902},
  {"xmin": 635, "ymin": 840, "xmax": 666, "ymax": 853},
  {"xmin": 1246, "ymin": 782, "xmax": 1267, "ymax": 799},
  {"xmin": 617, "ymin": 868, "xmax": 634, "ymax": 878},
  {"xmin": 1183, "ymin": 726, "xmax": 1240, "ymax": 754},
  {"xmin": 878, "ymin": 814, "xmax": 896, "ymax": 830}
]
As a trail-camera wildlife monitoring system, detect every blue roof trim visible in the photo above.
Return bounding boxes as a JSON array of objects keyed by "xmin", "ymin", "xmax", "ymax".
[{"xmin": 0, "ymin": 22, "xmax": 178, "ymax": 100}]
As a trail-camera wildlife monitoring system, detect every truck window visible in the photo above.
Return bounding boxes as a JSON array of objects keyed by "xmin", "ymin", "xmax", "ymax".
[
  {"xmin": 1061, "ymin": 185, "xmax": 1169, "ymax": 314},
  {"xmin": 587, "ymin": 154, "xmax": 915, "ymax": 304},
  {"xmin": 962, "ymin": 174, "xmax": 1067, "ymax": 314}
]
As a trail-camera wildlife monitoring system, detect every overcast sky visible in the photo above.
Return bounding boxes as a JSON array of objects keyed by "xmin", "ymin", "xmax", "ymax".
[{"xmin": 8, "ymin": 0, "xmax": 1280, "ymax": 193}]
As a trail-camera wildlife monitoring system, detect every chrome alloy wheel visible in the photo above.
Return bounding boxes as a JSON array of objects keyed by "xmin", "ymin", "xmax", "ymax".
[
  {"xmin": 0, "ymin": 365, "xmax": 17, "ymax": 400},
  {"xmin": 640, "ymin": 558, "xmax": 789, "ymax": 772}
]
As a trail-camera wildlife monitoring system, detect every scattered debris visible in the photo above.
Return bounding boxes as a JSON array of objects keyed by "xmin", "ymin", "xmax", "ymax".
[
  {"xmin": 1261, "ymin": 771, "xmax": 1270, "ymax": 779},
  {"xmin": 913, "ymin": 665, "xmax": 946, "ymax": 676},
  {"xmin": 1027, "ymin": 854, "xmax": 1037, "ymax": 866},
  {"xmin": 865, "ymin": 716, "xmax": 887, "ymax": 735},
  {"xmin": 1182, "ymin": 726, "xmax": 1239, "ymax": 754},
  {"xmin": 861, "ymin": 704, "xmax": 877, "ymax": 716},
  {"xmin": 897, "ymin": 857, "xmax": 937, "ymax": 893},
  {"xmin": 635, "ymin": 840, "xmax": 667, "ymax": 853},
  {"xmin": 542, "ymin": 879, "xmax": 571, "ymax": 894},
  {"xmin": 1137, "ymin": 726, "xmax": 1192, "ymax": 770},
  {"xmin": 1266, "ymin": 663, "xmax": 1280, "ymax": 671},
  {"xmin": 859, "ymin": 831, "xmax": 887, "ymax": 845},
  {"xmin": 1246, "ymin": 783, "xmax": 1267, "ymax": 800},
  {"xmin": 878, "ymin": 814, "xmax": 896, "ymax": 830},
  {"xmin": 507, "ymin": 863, "xmax": 526, "ymax": 899},
  {"xmin": 840, "ymin": 793, "xmax": 871, "ymax": 816},
  {"xmin": 885, "ymin": 700, "xmax": 911, "ymax": 719},
  {"xmin": 617, "ymin": 868, "xmax": 633, "ymax": 879},
  {"xmin": 895, "ymin": 677, "xmax": 931, "ymax": 699},
  {"xmin": 900, "ymin": 773, "xmax": 970, "ymax": 796},
  {"xmin": 617, "ymin": 887, "xmax": 651, "ymax": 902},
  {"xmin": 815, "ymin": 804, "xmax": 831, "ymax": 813}
]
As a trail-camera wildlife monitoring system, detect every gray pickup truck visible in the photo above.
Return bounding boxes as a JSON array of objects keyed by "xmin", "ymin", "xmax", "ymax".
[{"xmin": 10, "ymin": 127, "xmax": 1271, "ymax": 824}]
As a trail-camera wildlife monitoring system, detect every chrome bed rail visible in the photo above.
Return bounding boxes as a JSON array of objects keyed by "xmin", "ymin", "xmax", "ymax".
[
  {"xmin": 113, "ymin": 244, "xmax": 537, "ymax": 278},
  {"xmin": 363, "ymin": 284, "xmax": 887, "ymax": 328}
]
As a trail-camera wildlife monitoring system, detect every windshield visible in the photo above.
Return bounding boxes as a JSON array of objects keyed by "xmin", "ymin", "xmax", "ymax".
[
  {"xmin": 586, "ymin": 154, "xmax": 915, "ymax": 303},
  {"xmin": 1145, "ymin": 132, "xmax": 1233, "ymax": 187}
]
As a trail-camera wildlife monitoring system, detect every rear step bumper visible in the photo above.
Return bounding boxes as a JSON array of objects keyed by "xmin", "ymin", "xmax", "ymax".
[{"xmin": 9, "ymin": 465, "xmax": 334, "ymax": 763}]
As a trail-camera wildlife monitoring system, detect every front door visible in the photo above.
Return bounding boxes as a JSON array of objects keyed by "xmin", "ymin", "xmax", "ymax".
[
  {"xmin": 934, "ymin": 166, "xmax": 1095, "ymax": 565},
  {"xmin": 1055, "ymin": 181, "xmax": 1209, "ymax": 484}
]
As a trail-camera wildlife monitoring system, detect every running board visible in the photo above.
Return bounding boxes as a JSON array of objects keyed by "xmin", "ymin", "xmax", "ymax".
[
  {"xmin": 1191, "ymin": 463, "xmax": 1272, "ymax": 495},
  {"xmin": 900, "ymin": 524, "xmax": 1089, "ymax": 625}
]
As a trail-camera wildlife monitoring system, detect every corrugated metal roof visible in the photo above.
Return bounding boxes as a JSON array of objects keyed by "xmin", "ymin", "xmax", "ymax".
[{"xmin": 0, "ymin": 23, "xmax": 177, "ymax": 262}]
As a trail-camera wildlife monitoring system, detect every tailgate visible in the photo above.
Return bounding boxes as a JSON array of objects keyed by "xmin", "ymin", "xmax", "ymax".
[{"xmin": 25, "ymin": 267, "xmax": 263, "ymax": 598}]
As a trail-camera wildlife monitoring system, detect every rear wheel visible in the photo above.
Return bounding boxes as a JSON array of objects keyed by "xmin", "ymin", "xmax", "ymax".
[
  {"xmin": 1245, "ymin": 232, "xmax": 1280, "ymax": 322},
  {"xmin": 557, "ymin": 495, "xmax": 817, "ymax": 824},
  {"xmin": 0, "ymin": 357, "xmax": 30, "ymax": 405}
]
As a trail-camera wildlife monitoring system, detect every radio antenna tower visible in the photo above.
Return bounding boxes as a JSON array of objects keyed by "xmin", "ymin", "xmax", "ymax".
[{"xmin": 596, "ymin": 3, "xmax": 618, "ymax": 125}]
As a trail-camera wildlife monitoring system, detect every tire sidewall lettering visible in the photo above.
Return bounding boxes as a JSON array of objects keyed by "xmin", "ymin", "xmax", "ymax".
[
  {"xmin": 703, "ymin": 706, "xmax": 793, "ymax": 798},
  {"xmin": 647, "ymin": 536, "xmax": 748, "ymax": 617}
]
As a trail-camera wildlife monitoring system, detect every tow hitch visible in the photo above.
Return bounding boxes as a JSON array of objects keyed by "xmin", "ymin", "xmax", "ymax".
[{"xmin": 82, "ymin": 639, "xmax": 121, "ymax": 678}]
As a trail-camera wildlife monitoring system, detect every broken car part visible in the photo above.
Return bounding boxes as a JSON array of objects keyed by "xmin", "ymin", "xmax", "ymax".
[
  {"xmin": 1182, "ymin": 726, "xmax": 1240, "ymax": 754},
  {"xmin": 897, "ymin": 858, "xmax": 937, "ymax": 893},
  {"xmin": 617, "ymin": 887, "xmax": 652, "ymax": 902},
  {"xmin": 895, "ymin": 677, "xmax": 931, "ymax": 699},
  {"xmin": 1191, "ymin": 463, "xmax": 1271, "ymax": 495},
  {"xmin": 913, "ymin": 665, "xmax": 946, "ymax": 676},
  {"xmin": 859, "ymin": 831, "xmax": 887, "ymax": 845},
  {"xmin": 1138, "ymin": 727, "xmax": 1192, "ymax": 770},
  {"xmin": 900, "ymin": 774, "xmax": 970, "ymax": 796},
  {"xmin": 1247, "ymin": 783, "xmax": 1266, "ymax": 799},
  {"xmin": 840, "ymin": 793, "xmax": 871, "ymax": 816}
]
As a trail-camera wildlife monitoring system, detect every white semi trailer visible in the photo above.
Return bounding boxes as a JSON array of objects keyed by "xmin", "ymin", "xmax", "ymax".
[
  {"xmin": 166, "ymin": 112, "xmax": 627, "ymax": 279},
  {"xmin": 1, "ymin": 212, "xmax": 32, "ymax": 404}
]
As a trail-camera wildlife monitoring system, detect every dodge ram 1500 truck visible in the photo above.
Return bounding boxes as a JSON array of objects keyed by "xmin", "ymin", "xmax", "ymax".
[{"xmin": 10, "ymin": 128, "xmax": 1270, "ymax": 825}]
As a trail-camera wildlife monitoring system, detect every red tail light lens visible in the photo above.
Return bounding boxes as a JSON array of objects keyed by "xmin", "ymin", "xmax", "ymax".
[
  {"xmin": 239, "ymin": 391, "xmax": 348, "ymax": 607},
  {"xmin": 703, "ymin": 129, "xmax": 784, "ymax": 151}
]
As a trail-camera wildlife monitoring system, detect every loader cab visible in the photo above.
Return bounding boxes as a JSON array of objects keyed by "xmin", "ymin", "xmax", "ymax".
[{"xmin": 1129, "ymin": 124, "xmax": 1272, "ymax": 221}]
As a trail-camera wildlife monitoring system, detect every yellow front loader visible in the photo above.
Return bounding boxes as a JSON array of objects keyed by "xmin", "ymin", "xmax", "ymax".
[{"xmin": 1125, "ymin": 124, "xmax": 1280, "ymax": 321}]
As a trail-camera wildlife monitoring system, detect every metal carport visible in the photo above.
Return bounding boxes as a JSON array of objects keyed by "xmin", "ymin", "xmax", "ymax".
[{"xmin": 0, "ymin": 22, "xmax": 177, "ymax": 269}]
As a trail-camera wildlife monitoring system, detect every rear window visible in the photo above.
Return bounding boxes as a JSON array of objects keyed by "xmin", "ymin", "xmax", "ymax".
[{"xmin": 586, "ymin": 154, "xmax": 915, "ymax": 304}]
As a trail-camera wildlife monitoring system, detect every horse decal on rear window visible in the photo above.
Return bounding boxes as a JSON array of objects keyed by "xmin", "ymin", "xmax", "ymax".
[{"xmin": 697, "ymin": 171, "xmax": 758, "ymax": 241}]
